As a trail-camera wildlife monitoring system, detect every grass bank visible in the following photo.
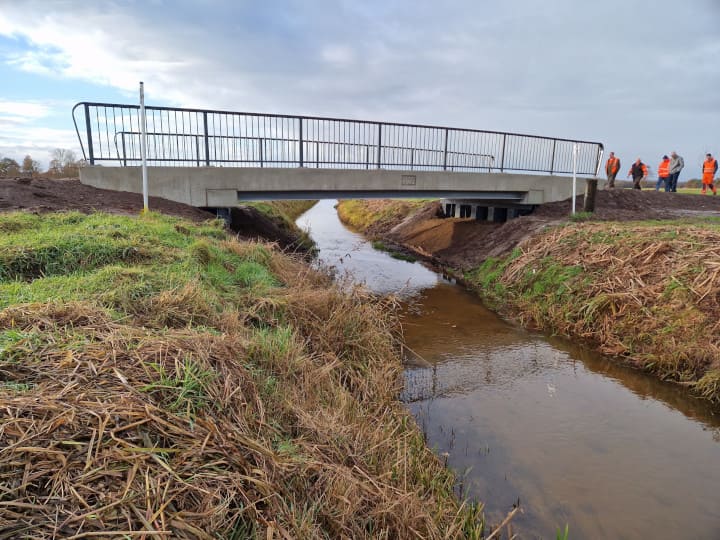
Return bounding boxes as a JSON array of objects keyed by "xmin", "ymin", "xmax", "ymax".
[
  {"xmin": 465, "ymin": 219, "xmax": 720, "ymax": 403},
  {"xmin": 243, "ymin": 200, "xmax": 317, "ymax": 252},
  {"xmin": 0, "ymin": 211, "xmax": 484, "ymax": 538},
  {"xmin": 337, "ymin": 199, "xmax": 720, "ymax": 403},
  {"xmin": 337, "ymin": 199, "xmax": 428, "ymax": 234}
]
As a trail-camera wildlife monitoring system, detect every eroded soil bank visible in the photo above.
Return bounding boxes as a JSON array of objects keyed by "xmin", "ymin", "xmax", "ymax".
[{"xmin": 337, "ymin": 191, "xmax": 720, "ymax": 402}]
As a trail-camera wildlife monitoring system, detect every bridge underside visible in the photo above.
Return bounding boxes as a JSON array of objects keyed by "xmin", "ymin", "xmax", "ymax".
[{"xmin": 81, "ymin": 166, "xmax": 597, "ymax": 209}]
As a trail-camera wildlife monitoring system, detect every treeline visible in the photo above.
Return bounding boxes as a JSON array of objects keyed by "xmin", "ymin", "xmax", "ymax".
[{"xmin": 0, "ymin": 149, "xmax": 83, "ymax": 178}]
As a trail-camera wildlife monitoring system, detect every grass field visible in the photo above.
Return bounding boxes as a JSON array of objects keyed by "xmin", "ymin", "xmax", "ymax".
[{"xmin": 0, "ymin": 210, "xmax": 485, "ymax": 538}]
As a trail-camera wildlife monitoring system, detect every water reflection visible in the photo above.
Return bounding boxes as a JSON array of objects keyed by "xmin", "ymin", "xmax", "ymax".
[
  {"xmin": 298, "ymin": 201, "xmax": 720, "ymax": 539},
  {"xmin": 296, "ymin": 199, "xmax": 437, "ymax": 297}
]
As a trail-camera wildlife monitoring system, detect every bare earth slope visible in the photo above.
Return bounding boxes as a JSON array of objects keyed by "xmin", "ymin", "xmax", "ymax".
[
  {"xmin": 384, "ymin": 190, "xmax": 720, "ymax": 270},
  {"xmin": 0, "ymin": 176, "xmax": 213, "ymax": 220}
]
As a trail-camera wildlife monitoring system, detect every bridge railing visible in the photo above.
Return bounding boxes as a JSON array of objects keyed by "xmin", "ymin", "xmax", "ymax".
[{"xmin": 72, "ymin": 102, "xmax": 604, "ymax": 176}]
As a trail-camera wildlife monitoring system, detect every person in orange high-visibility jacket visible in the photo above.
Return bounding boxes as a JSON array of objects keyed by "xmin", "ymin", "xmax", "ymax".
[
  {"xmin": 702, "ymin": 153, "xmax": 718, "ymax": 195},
  {"xmin": 627, "ymin": 158, "xmax": 648, "ymax": 190},
  {"xmin": 605, "ymin": 152, "xmax": 621, "ymax": 189},
  {"xmin": 656, "ymin": 155, "xmax": 671, "ymax": 192}
]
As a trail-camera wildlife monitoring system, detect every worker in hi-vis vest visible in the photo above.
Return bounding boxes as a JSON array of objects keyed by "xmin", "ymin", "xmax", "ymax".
[
  {"xmin": 702, "ymin": 153, "xmax": 718, "ymax": 195},
  {"xmin": 605, "ymin": 152, "xmax": 621, "ymax": 189},
  {"xmin": 656, "ymin": 155, "xmax": 671, "ymax": 192}
]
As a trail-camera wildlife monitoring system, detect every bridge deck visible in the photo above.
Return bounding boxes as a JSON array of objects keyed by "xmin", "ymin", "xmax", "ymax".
[{"xmin": 80, "ymin": 165, "xmax": 590, "ymax": 207}]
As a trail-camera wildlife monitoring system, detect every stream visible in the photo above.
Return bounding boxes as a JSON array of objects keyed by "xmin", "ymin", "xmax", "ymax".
[{"xmin": 297, "ymin": 199, "xmax": 720, "ymax": 539}]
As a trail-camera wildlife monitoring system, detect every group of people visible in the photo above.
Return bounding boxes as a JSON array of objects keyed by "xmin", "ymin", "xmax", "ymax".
[{"xmin": 605, "ymin": 152, "xmax": 719, "ymax": 195}]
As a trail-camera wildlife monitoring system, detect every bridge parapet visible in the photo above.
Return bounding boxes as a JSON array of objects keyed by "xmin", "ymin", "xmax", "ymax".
[{"xmin": 72, "ymin": 102, "xmax": 603, "ymax": 177}]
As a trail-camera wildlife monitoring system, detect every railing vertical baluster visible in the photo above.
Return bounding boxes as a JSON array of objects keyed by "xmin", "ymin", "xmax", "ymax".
[
  {"xmin": 298, "ymin": 117, "xmax": 304, "ymax": 168},
  {"xmin": 443, "ymin": 128, "xmax": 449, "ymax": 171},
  {"xmin": 202, "ymin": 112, "xmax": 210, "ymax": 166},
  {"xmin": 500, "ymin": 133, "xmax": 507, "ymax": 172},
  {"xmin": 84, "ymin": 103, "xmax": 95, "ymax": 165},
  {"xmin": 72, "ymin": 102, "xmax": 602, "ymax": 174},
  {"xmin": 376, "ymin": 124, "xmax": 382, "ymax": 169}
]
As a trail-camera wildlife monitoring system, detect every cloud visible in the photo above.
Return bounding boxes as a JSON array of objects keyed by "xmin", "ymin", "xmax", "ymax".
[
  {"xmin": 0, "ymin": 100, "xmax": 51, "ymax": 122},
  {"xmin": 321, "ymin": 45, "xmax": 355, "ymax": 66},
  {"xmin": 0, "ymin": 125, "xmax": 79, "ymax": 168},
  {"xmin": 0, "ymin": 0, "xmax": 718, "ymax": 177}
]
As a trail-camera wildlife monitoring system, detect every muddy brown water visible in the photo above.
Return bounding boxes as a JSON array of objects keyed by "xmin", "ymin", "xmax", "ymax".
[{"xmin": 297, "ymin": 200, "xmax": 720, "ymax": 539}]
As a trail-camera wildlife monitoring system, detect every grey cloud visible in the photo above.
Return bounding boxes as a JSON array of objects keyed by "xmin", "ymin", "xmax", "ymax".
[{"xmin": 1, "ymin": 0, "xmax": 718, "ymax": 177}]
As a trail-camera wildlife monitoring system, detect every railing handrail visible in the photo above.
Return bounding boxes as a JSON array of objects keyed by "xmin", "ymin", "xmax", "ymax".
[
  {"xmin": 113, "ymin": 129, "xmax": 496, "ymax": 158},
  {"xmin": 73, "ymin": 101, "xmax": 603, "ymax": 175},
  {"xmin": 73, "ymin": 101, "xmax": 604, "ymax": 148}
]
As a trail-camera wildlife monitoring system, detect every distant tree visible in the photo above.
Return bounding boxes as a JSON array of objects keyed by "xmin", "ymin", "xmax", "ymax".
[
  {"xmin": 0, "ymin": 157, "xmax": 21, "ymax": 177},
  {"xmin": 21, "ymin": 154, "xmax": 40, "ymax": 176},
  {"xmin": 48, "ymin": 148, "xmax": 80, "ymax": 178},
  {"xmin": 683, "ymin": 179, "xmax": 702, "ymax": 189}
]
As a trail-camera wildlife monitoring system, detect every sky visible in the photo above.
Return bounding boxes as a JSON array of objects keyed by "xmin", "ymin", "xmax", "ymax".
[{"xmin": 0, "ymin": 0, "xmax": 718, "ymax": 178}]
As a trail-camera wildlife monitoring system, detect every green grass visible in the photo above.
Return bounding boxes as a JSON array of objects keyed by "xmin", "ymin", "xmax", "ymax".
[
  {"xmin": 0, "ymin": 209, "xmax": 488, "ymax": 537},
  {"xmin": 569, "ymin": 211, "xmax": 593, "ymax": 222},
  {"xmin": 0, "ymin": 212, "xmax": 281, "ymax": 315},
  {"xmin": 141, "ymin": 356, "xmax": 216, "ymax": 418},
  {"xmin": 245, "ymin": 200, "xmax": 317, "ymax": 251},
  {"xmin": 372, "ymin": 240, "xmax": 417, "ymax": 262},
  {"xmin": 337, "ymin": 199, "xmax": 431, "ymax": 233}
]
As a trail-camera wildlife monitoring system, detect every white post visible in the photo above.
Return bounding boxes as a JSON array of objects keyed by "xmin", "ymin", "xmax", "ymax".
[
  {"xmin": 139, "ymin": 81, "xmax": 149, "ymax": 212},
  {"xmin": 571, "ymin": 143, "xmax": 578, "ymax": 215}
]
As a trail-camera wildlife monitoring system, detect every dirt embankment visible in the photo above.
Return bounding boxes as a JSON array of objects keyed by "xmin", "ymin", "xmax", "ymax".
[{"xmin": 339, "ymin": 190, "xmax": 720, "ymax": 270}]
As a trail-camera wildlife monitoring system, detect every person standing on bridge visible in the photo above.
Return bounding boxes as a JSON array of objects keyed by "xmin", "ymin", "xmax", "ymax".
[
  {"xmin": 701, "ymin": 153, "xmax": 718, "ymax": 195},
  {"xmin": 656, "ymin": 155, "xmax": 671, "ymax": 192},
  {"xmin": 605, "ymin": 152, "xmax": 621, "ymax": 189},
  {"xmin": 628, "ymin": 158, "xmax": 648, "ymax": 190},
  {"xmin": 668, "ymin": 151, "xmax": 684, "ymax": 192}
]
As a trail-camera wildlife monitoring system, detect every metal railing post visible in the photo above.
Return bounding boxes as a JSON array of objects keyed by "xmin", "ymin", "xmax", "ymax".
[
  {"xmin": 316, "ymin": 141, "xmax": 320, "ymax": 168},
  {"xmin": 410, "ymin": 148, "xmax": 414, "ymax": 170},
  {"xmin": 202, "ymin": 112, "xmax": 210, "ymax": 166},
  {"xmin": 84, "ymin": 103, "xmax": 95, "ymax": 165},
  {"xmin": 298, "ymin": 118, "xmax": 304, "ymax": 168},
  {"xmin": 365, "ymin": 145, "xmax": 370, "ymax": 170},
  {"xmin": 259, "ymin": 138, "xmax": 264, "ymax": 168},
  {"xmin": 550, "ymin": 139, "xmax": 556, "ymax": 175},
  {"xmin": 195, "ymin": 136, "xmax": 200, "ymax": 167},
  {"xmin": 500, "ymin": 134, "xmax": 507, "ymax": 172},
  {"xmin": 121, "ymin": 133, "xmax": 127, "ymax": 167},
  {"xmin": 443, "ymin": 128, "xmax": 449, "ymax": 171},
  {"xmin": 376, "ymin": 124, "xmax": 382, "ymax": 169}
]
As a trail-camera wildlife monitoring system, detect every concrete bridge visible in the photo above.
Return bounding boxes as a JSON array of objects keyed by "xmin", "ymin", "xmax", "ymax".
[{"xmin": 73, "ymin": 102, "xmax": 604, "ymax": 219}]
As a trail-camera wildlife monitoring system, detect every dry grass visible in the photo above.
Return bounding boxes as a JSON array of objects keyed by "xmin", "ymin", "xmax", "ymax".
[
  {"xmin": 469, "ymin": 220, "xmax": 720, "ymax": 402},
  {"xmin": 0, "ymin": 212, "xmax": 484, "ymax": 538}
]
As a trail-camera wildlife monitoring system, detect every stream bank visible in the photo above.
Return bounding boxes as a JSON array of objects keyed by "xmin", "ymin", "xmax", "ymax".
[
  {"xmin": 337, "ymin": 196, "xmax": 720, "ymax": 402},
  {"xmin": 300, "ymin": 199, "xmax": 720, "ymax": 539},
  {"xmin": 0, "ymin": 209, "xmax": 482, "ymax": 538}
]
